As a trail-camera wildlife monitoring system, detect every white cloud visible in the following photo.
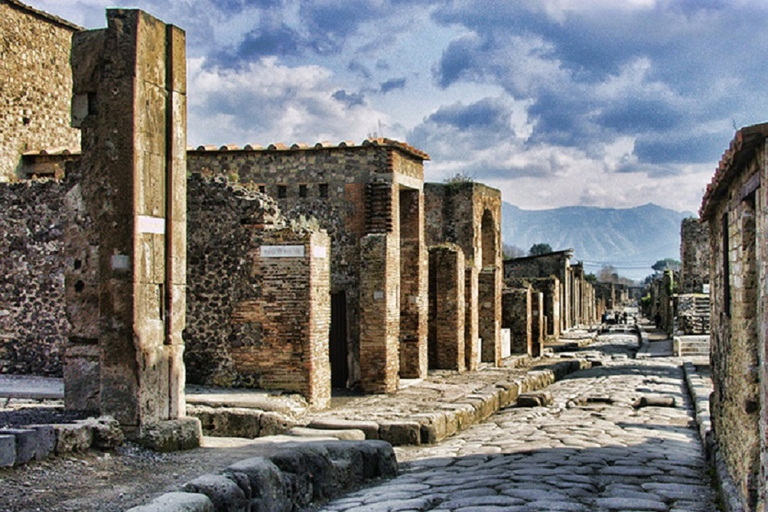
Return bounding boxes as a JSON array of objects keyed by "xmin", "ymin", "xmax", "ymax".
[{"xmin": 187, "ymin": 57, "xmax": 393, "ymax": 146}]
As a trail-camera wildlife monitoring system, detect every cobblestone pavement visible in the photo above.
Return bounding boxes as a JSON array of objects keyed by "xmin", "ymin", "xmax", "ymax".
[{"xmin": 313, "ymin": 333, "xmax": 717, "ymax": 512}]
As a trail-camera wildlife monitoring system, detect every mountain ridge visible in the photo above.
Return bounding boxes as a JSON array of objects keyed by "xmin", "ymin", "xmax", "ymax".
[{"xmin": 502, "ymin": 202, "xmax": 695, "ymax": 281}]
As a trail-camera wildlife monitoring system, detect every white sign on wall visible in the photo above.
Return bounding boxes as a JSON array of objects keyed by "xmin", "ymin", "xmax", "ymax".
[{"xmin": 261, "ymin": 245, "xmax": 305, "ymax": 258}]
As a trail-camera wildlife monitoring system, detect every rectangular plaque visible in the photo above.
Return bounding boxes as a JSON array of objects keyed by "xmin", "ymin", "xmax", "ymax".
[
  {"xmin": 313, "ymin": 246, "xmax": 327, "ymax": 259},
  {"xmin": 137, "ymin": 215, "xmax": 165, "ymax": 235},
  {"xmin": 261, "ymin": 245, "xmax": 305, "ymax": 258}
]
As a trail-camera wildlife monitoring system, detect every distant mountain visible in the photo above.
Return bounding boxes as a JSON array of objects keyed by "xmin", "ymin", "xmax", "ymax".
[{"xmin": 502, "ymin": 202, "xmax": 695, "ymax": 282}]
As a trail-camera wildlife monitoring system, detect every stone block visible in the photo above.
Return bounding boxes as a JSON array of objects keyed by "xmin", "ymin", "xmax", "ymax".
[
  {"xmin": 182, "ymin": 474, "xmax": 247, "ymax": 512},
  {"xmin": 190, "ymin": 407, "xmax": 262, "ymax": 438},
  {"xmin": 53, "ymin": 423, "xmax": 93, "ymax": 454},
  {"xmin": 354, "ymin": 440, "xmax": 398, "ymax": 479},
  {"xmin": 125, "ymin": 492, "xmax": 214, "ymax": 512},
  {"xmin": 412, "ymin": 413, "xmax": 447, "ymax": 444},
  {"xmin": 287, "ymin": 427, "xmax": 366, "ymax": 441},
  {"xmin": 322, "ymin": 441, "xmax": 365, "ymax": 490},
  {"xmin": 260, "ymin": 411, "xmax": 294, "ymax": 437},
  {"xmin": 307, "ymin": 418, "xmax": 379, "ymax": 440},
  {"xmin": 0, "ymin": 429, "xmax": 37, "ymax": 465},
  {"xmin": 27, "ymin": 425, "xmax": 56, "ymax": 460},
  {"xmin": 225, "ymin": 457, "xmax": 289, "ymax": 512},
  {"xmin": 378, "ymin": 421, "xmax": 420, "ymax": 446},
  {"xmin": 0, "ymin": 435, "xmax": 15, "ymax": 467},
  {"xmin": 81, "ymin": 417, "xmax": 124, "ymax": 449},
  {"xmin": 516, "ymin": 391, "xmax": 553, "ymax": 408},
  {"xmin": 138, "ymin": 417, "xmax": 202, "ymax": 452},
  {"xmin": 267, "ymin": 450, "xmax": 314, "ymax": 507}
]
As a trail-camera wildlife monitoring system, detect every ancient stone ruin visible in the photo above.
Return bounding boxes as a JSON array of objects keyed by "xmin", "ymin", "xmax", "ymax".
[{"xmin": 701, "ymin": 122, "xmax": 768, "ymax": 512}]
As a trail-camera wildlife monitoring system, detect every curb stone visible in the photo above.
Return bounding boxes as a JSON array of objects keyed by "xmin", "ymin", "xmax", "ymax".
[{"xmin": 126, "ymin": 439, "xmax": 398, "ymax": 512}]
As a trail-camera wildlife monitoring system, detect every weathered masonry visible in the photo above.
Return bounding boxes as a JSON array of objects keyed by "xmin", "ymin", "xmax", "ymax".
[
  {"xmin": 0, "ymin": 0, "xmax": 81, "ymax": 181},
  {"xmin": 503, "ymin": 249, "xmax": 597, "ymax": 344},
  {"xmin": 677, "ymin": 217, "xmax": 711, "ymax": 335},
  {"xmin": 187, "ymin": 140, "xmax": 430, "ymax": 393},
  {"xmin": 186, "ymin": 174, "xmax": 332, "ymax": 408},
  {"xmin": 424, "ymin": 182, "xmax": 503, "ymax": 369},
  {"xmin": 62, "ymin": 9, "xmax": 200, "ymax": 449},
  {"xmin": 700, "ymin": 122, "xmax": 768, "ymax": 512}
]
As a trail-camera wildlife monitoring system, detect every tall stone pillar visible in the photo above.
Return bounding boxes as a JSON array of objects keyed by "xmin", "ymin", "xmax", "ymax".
[{"xmin": 67, "ymin": 9, "xmax": 199, "ymax": 449}]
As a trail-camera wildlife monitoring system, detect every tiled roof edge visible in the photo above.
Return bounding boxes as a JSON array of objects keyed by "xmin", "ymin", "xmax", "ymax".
[
  {"xmin": 700, "ymin": 122, "xmax": 768, "ymax": 219},
  {"xmin": 188, "ymin": 138, "xmax": 430, "ymax": 161}
]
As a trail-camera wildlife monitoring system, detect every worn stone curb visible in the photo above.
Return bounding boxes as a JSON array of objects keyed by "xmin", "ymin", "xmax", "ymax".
[
  {"xmin": 682, "ymin": 361, "xmax": 745, "ymax": 512},
  {"xmin": 681, "ymin": 361, "xmax": 711, "ymax": 446},
  {"xmin": 308, "ymin": 358, "xmax": 591, "ymax": 447},
  {"xmin": 125, "ymin": 439, "xmax": 398, "ymax": 512},
  {"xmin": 0, "ymin": 416, "xmax": 123, "ymax": 467}
]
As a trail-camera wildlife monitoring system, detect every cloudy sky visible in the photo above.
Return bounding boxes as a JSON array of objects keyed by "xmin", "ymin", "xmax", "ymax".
[{"xmin": 34, "ymin": 0, "xmax": 768, "ymax": 212}]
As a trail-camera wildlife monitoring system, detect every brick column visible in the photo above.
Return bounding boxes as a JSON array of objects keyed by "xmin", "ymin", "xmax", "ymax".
[
  {"xmin": 502, "ymin": 288, "xmax": 531, "ymax": 355},
  {"xmin": 531, "ymin": 291, "xmax": 544, "ymax": 357},
  {"xmin": 428, "ymin": 245, "xmax": 466, "ymax": 371},
  {"xmin": 464, "ymin": 267, "xmax": 479, "ymax": 371},
  {"xmin": 360, "ymin": 233, "xmax": 400, "ymax": 393},
  {"xmin": 479, "ymin": 268, "xmax": 501, "ymax": 365}
]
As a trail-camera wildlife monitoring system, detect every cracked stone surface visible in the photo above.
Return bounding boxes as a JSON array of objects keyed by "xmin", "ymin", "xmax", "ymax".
[{"xmin": 312, "ymin": 332, "xmax": 717, "ymax": 512}]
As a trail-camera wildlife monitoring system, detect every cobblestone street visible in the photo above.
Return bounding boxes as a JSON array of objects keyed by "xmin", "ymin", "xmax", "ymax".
[{"xmin": 314, "ymin": 332, "xmax": 716, "ymax": 512}]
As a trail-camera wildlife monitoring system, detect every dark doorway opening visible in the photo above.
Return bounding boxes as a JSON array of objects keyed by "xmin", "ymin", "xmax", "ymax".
[{"xmin": 330, "ymin": 291, "xmax": 349, "ymax": 388}]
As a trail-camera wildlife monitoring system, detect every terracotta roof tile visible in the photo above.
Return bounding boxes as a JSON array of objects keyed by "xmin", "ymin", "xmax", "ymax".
[
  {"xmin": 187, "ymin": 138, "xmax": 429, "ymax": 160},
  {"xmin": 700, "ymin": 121, "xmax": 768, "ymax": 220}
]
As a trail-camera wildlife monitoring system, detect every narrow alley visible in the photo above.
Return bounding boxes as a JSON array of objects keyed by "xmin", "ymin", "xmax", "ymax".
[{"xmin": 313, "ymin": 330, "xmax": 716, "ymax": 512}]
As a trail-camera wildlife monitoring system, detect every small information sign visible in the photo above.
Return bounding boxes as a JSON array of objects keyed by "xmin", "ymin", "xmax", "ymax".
[{"xmin": 261, "ymin": 245, "xmax": 305, "ymax": 258}]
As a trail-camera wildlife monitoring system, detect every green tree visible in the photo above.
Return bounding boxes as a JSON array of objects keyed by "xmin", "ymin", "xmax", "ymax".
[
  {"xmin": 652, "ymin": 258, "xmax": 681, "ymax": 272},
  {"xmin": 528, "ymin": 243, "xmax": 553, "ymax": 256}
]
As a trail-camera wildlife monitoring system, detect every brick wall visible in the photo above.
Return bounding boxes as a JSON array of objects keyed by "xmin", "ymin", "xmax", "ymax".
[
  {"xmin": 359, "ymin": 233, "xmax": 400, "ymax": 393},
  {"xmin": 188, "ymin": 140, "xmax": 428, "ymax": 389},
  {"xmin": 502, "ymin": 288, "xmax": 532, "ymax": 355},
  {"xmin": 186, "ymin": 174, "xmax": 331, "ymax": 407},
  {"xmin": 428, "ymin": 245, "xmax": 466, "ymax": 371},
  {"xmin": 424, "ymin": 182, "xmax": 503, "ymax": 365},
  {"xmin": 0, "ymin": 0, "xmax": 81, "ymax": 181}
]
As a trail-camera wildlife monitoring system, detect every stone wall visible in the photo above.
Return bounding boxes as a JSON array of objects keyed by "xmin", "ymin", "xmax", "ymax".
[
  {"xmin": 701, "ymin": 123, "xmax": 768, "ymax": 512},
  {"xmin": 0, "ymin": 0, "xmax": 81, "ymax": 181},
  {"xmin": 186, "ymin": 174, "xmax": 331, "ymax": 408},
  {"xmin": 0, "ymin": 179, "xmax": 68, "ymax": 375},
  {"xmin": 680, "ymin": 217, "xmax": 711, "ymax": 294}
]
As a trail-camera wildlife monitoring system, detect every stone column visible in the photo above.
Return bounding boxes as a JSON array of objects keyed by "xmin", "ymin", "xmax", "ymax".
[{"xmin": 67, "ymin": 9, "xmax": 199, "ymax": 450}]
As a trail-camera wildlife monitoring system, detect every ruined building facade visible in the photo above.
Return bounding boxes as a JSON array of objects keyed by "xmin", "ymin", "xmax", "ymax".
[
  {"xmin": 701, "ymin": 122, "xmax": 768, "ymax": 512},
  {"xmin": 677, "ymin": 217, "xmax": 711, "ymax": 335},
  {"xmin": 424, "ymin": 182, "xmax": 502, "ymax": 368},
  {"xmin": 187, "ymin": 141, "xmax": 430, "ymax": 393},
  {"xmin": 503, "ymin": 250, "xmax": 597, "ymax": 344},
  {"xmin": 0, "ymin": 0, "xmax": 81, "ymax": 181}
]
